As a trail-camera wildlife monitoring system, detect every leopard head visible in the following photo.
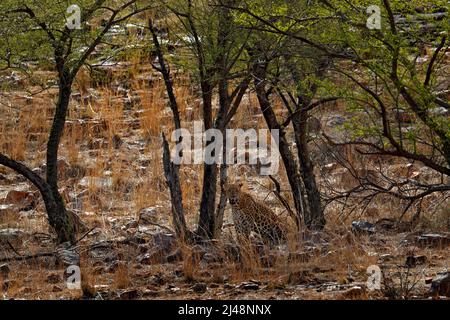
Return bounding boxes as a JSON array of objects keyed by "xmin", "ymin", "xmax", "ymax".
[{"xmin": 224, "ymin": 182, "xmax": 243, "ymax": 206}]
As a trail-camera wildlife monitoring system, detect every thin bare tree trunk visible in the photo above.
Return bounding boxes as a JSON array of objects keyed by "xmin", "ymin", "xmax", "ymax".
[
  {"xmin": 253, "ymin": 60, "xmax": 305, "ymax": 230},
  {"xmin": 197, "ymin": 162, "xmax": 219, "ymax": 239},
  {"xmin": 214, "ymin": 137, "xmax": 229, "ymax": 238},
  {"xmin": 162, "ymin": 134, "xmax": 190, "ymax": 240},
  {"xmin": 150, "ymin": 20, "xmax": 191, "ymax": 240},
  {"xmin": 45, "ymin": 75, "xmax": 76, "ymax": 243},
  {"xmin": 292, "ymin": 113, "xmax": 326, "ymax": 230}
]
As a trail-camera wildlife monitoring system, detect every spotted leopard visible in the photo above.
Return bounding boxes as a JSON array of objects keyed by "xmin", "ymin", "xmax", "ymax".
[{"xmin": 224, "ymin": 183, "xmax": 288, "ymax": 245}]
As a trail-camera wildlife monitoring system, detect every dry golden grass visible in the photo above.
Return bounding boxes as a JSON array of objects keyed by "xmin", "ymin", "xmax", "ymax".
[
  {"xmin": 114, "ymin": 263, "xmax": 131, "ymax": 290},
  {"xmin": 139, "ymin": 83, "xmax": 165, "ymax": 138},
  {"xmin": 0, "ymin": 45, "xmax": 448, "ymax": 301}
]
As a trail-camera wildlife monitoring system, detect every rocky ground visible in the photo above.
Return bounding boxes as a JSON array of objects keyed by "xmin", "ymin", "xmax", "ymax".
[{"xmin": 0, "ymin": 45, "xmax": 449, "ymax": 300}]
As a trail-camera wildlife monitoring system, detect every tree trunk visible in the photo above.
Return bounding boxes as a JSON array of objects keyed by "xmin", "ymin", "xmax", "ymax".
[
  {"xmin": 162, "ymin": 134, "xmax": 190, "ymax": 240},
  {"xmin": 214, "ymin": 136, "xmax": 229, "ymax": 238},
  {"xmin": 253, "ymin": 61, "xmax": 305, "ymax": 229},
  {"xmin": 45, "ymin": 75, "xmax": 76, "ymax": 243},
  {"xmin": 292, "ymin": 112, "xmax": 326, "ymax": 230},
  {"xmin": 150, "ymin": 20, "xmax": 191, "ymax": 240},
  {"xmin": 149, "ymin": 19, "xmax": 181, "ymax": 130},
  {"xmin": 197, "ymin": 80, "xmax": 218, "ymax": 239},
  {"xmin": 197, "ymin": 163, "xmax": 218, "ymax": 239}
]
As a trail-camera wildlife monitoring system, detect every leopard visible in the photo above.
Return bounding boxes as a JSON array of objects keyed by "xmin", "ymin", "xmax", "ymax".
[{"xmin": 224, "ymin": 182, "xmax": 289, "ymax": 246}]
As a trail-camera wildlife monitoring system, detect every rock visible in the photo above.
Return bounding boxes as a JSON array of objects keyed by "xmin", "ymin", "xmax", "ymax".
[
  {"xmin": 240, "ymin": 281, "xmax": 260, "ymax": 290},
  {"xmin": 429, "ymin": 107, "xmax": 449, "ymax": 116},
  {"xmin": 167, "ymin": 284, "xmax": 181, "ymax": 294},
  {"xmin": 429, "ymin": 273, "xmax": 450, "ymax": 297},
  {"xmin": 405, "ymin": 255, "xmax": 427, "ymax": 268},
  {"xmin": 416, "ymin": 233, "xmax": 450, "ymax": 248},
  {"xmin": 192, "ymin": 282, "xmax": 207, "ymax": 294},
  {"xmin": 351, "ymin": 221, "xmax": 375, "ymax": 235},
  {"xmin": 0, "ymin": 264, "xmax": 10, "ymax": 278},
  {"xmin": 142, "ymin": 289, "xmax": 160, "ymax": 297}
]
